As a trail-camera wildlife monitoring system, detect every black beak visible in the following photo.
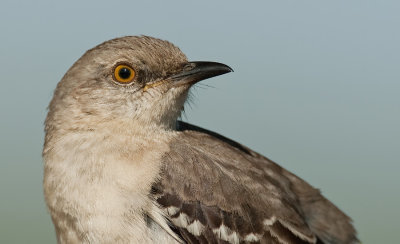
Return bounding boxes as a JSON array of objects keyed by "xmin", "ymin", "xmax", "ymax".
[{"xmin": 169, "ymin": 61, "xmax": 233, "ymax": 86}]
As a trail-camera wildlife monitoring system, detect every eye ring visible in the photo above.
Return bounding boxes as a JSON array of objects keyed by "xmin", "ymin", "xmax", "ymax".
[{"xmin": 112, "ymin": 63, "xmax": 136, "ymax": 84}]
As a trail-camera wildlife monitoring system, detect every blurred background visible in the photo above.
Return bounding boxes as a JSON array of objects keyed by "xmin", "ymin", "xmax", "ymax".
[{"xmin": 0, "ymin": 0, "xmax": 399, "ymax": 243}]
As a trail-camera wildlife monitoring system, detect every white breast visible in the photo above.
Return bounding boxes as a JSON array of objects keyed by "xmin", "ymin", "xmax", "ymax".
[{"xmin": 43, "ymin": 129, "xmax": 178, "ymax": 243}]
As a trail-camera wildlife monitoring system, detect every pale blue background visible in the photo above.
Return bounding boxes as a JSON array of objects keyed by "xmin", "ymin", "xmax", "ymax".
[{"xmin": 0, "ymin": 1, "xmax": 399, "ymax": 243}]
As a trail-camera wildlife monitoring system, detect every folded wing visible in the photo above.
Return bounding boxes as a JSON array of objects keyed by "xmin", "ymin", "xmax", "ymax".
[{"xmin": 151, "ymin": 121, "xmax": 358, "ymax": 244}]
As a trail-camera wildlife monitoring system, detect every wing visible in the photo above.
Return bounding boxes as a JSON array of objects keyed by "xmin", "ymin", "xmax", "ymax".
[{"xmin": 151, "ymin": 121, "xmax": 358, "ymax": 244}]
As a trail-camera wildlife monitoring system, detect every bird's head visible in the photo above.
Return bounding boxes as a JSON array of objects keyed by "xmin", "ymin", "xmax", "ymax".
[{"xmin": 45, "ymin": 36, "xmax": 232, "ymax": 137}]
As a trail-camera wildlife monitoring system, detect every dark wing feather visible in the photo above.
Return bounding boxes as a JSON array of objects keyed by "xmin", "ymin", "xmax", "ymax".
[{"xmin": 151, "ymin": 121, "xmax": 358, "ymax": 244}]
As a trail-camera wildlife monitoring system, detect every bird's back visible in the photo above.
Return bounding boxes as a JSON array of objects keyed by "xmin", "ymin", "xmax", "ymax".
[{"xmin": 151, "ymin": 121, "xmax": 358, "ymax": 244}]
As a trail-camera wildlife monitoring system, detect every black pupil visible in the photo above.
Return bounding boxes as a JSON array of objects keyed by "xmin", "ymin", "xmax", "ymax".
[{"xmin": 119, "ymin": 68, "xmax": 131, "ymax": 79}]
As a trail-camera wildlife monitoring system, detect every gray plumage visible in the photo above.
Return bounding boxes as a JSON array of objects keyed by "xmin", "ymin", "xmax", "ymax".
[{"xmin": 43, "ymin": 36, "xmax": 358, "ymax": 244}]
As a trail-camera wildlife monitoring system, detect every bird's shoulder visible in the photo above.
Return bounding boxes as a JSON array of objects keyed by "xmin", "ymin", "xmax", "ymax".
[{"xmin": 151, "ymin": 121, "xmax": 357, "ymax": 244}]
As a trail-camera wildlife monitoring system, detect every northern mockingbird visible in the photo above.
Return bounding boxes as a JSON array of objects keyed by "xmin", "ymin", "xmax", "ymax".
[{"xmin": 43, "ymin": 36, "xmax": 358, "ymax": 244}]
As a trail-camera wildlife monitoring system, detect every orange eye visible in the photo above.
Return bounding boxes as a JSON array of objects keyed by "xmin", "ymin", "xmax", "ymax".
[{"xmin": 113, "ymin": 64, "xmax": 136, "ymax": 83}]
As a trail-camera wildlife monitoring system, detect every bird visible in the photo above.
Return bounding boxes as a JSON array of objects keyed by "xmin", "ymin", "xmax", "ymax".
[{"xmin": 43, "ymin": 35, "xmax": 358, "ymax": 244}]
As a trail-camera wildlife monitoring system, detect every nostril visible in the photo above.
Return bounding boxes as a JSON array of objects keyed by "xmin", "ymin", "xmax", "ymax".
[{"xmin": 182, "ymin": 63, "xmax": 195, "ymax": 72}]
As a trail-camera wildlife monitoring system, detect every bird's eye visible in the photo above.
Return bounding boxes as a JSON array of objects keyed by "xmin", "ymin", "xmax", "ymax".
[{"xmin": 113, "ymin": 64, "xmax": 136, "ymax": 84}]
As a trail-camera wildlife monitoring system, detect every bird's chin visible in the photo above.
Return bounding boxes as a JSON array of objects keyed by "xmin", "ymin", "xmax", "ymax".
[
  {"xmin": 169, "ymin": 77, "xmax": 199, "ymax": 88},
  {"xmin": 137, "ymin": 85, "xmax": 190, "ymax": 130},
  {"xmin": 168, "ymin": 84, "xmax": 191, "ymax": 102},
  {"xmin": 143, "ymin": 79, "xmax": 192, "ymax": 93},
  {"xmin": 169, "ymin": 82, "xmax": 194, "ymax": 91}
]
